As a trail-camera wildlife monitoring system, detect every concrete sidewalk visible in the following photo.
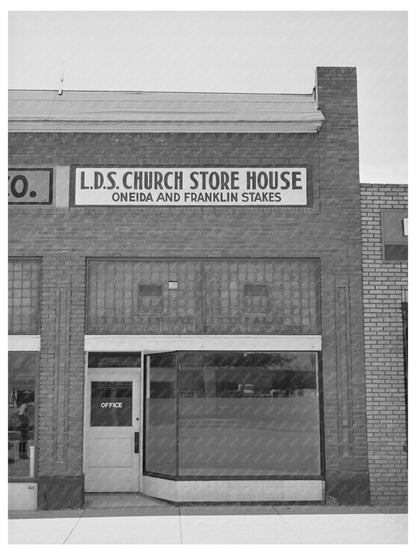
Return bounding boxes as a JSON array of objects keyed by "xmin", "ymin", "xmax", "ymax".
[{"xmin": 8, "ymin": 504, "xmax": 408, "ymax": 544}]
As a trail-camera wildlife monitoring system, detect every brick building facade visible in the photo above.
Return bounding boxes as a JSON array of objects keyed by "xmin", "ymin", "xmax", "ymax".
[
  {"xmin": 8, "ymin": 67, "xmax": 405, "ymax": 510},
  {"xmin": 360, "ymin": 184, "xmax": 408, "ymax": 505}
]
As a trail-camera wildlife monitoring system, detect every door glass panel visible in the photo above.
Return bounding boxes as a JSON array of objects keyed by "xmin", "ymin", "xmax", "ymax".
[{"xmin": 91, "ymin": 381, "xmax": 132, "ymax": 426}]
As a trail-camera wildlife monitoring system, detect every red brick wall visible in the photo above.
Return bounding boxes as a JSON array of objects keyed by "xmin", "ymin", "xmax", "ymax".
[
  {"xmin": 8, "ymin": 67, "xmax": 370, "ymax": 505},
  {"xmin": 360, "ymin": 183, "xmax": 408, "ymax": 505}
]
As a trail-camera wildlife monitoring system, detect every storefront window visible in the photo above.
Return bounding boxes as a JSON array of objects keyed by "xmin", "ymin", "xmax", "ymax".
[
  {"xmin": 8, "ymin": 352, "xmax": 37, "ymax": 478},
  {"xmin": 144, "ymin": 351, "xmax": 321, "ymax": 479},
  {"xmin": 144, "ymin": 353, "xmax": 178, "ymax": 476}
]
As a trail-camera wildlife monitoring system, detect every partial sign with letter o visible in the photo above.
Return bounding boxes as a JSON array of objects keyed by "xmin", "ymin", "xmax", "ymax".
[{"xmin": 8, "ymin": 169, "xmax": 53, "ymax": 204}]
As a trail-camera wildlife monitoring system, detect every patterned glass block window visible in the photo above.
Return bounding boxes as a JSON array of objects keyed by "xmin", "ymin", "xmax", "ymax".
[
  {"xmin": 203, "ymin": 260, "xmax": 320, "ymax": 334},
  {"xmin": 87, "ymin": 258, "xmax": 320, "ymax": 335},
  {"xmin": 8, "ymin": 258, "xmax": 41, "ymax": 334},
  {"xmin": 87, "ymin": 260, "xmax": 200, "ymax": 334}
]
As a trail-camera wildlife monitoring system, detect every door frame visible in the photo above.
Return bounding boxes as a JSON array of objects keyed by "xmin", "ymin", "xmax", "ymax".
[{"xmin": 83, "ymin": 356, "xmax": 142, "ymax": 493}]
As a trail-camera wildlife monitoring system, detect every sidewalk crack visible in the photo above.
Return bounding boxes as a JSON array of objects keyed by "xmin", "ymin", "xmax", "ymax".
[
  {"xmin": 178, "ymin": 513, "xmax": 184, "ymax": 544},
  {"xmin": 62, "ymin": 509, "xmax": 86, "ymax": 544},
  {"xmin": 278, "ymin": 513, "xmax": 303, "ymax": 544}
]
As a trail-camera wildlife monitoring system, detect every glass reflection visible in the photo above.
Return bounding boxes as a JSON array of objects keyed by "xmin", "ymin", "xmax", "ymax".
[
  {"xmin": 144, "ymin": 351, "xmax": 321, "ymax": 479},
  {"xmin": 8, "ymin": 352, "xmax": 36, "ymax": 478},
  {"xmin": 145, "ymin": 353, "xmax": 177, "ymax": 476},
  {"xmin": 177, "ymin": 352, "xmax": 320, "ymax": 477},
  {"xmin": 178, "ymin": 352, "xmax": 320, "ymax": 476}
]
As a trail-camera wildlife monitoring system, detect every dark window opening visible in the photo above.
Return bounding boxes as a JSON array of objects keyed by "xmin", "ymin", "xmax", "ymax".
[
  {"xmin": 137, "ymin": 283, "xmax": 163, "ymax": 313},
  {"xmin": 384, "ymin": 244, "xmax": 408, "ymax": 262},
  {"xmin": 382, "ymin": 210, "xmax": 408, "ymax": 262}
]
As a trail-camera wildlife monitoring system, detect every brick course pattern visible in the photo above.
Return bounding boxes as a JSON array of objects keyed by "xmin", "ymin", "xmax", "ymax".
[
  {"xmin": 360, "ymin": 183, "xmax": 408, "ymax": 505},
  {"xmin": 9, "ymin": 68, "xmax": 371, "ymax": 506}
]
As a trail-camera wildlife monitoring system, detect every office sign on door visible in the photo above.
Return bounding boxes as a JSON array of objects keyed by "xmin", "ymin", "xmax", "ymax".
[{"xmin": 73, "ymin": 167, "xmax": 308, "ymax": 206}]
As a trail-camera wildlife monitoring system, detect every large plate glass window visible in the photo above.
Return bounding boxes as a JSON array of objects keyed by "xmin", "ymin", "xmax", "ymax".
[
  {"xmin": 8, "ymin": 352, "xmax": 37, "ymax": 478},
  {"xmin": 144, "ymin": 351, "xmax": 321, "ymax": 479},
  {"xmin": 144, "ymin": 353, "xmax": 177, "ymax": 477}
]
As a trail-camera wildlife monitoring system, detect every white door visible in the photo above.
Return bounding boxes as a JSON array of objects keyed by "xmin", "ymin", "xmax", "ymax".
[{"xmin": 84, "ymin": 368, "xmax": 141, "ymax": 492}]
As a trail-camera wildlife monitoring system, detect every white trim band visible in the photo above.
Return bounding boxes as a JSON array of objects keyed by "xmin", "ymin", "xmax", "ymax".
[
  {"xmin": 84, "ymin": 335, "xmax": 322, "ymax": 352},
  {"xmin": 8, "ymin": 335, "xmax": 41, "ymax": 351},
  {"xmin": 142, "ymin": 476, "xmax": 324, "ymax": 503}
]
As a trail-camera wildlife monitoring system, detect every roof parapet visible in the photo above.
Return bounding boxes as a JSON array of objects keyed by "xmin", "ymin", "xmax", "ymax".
[{"xmin": 9, "ymin": 89, "xmax": 325, "ymax": 134}]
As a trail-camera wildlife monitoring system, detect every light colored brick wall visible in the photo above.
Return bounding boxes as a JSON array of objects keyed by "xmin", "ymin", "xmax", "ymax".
[{"xmin": 360, "ymin": 183, "xmax": 408, "ymax": 505}]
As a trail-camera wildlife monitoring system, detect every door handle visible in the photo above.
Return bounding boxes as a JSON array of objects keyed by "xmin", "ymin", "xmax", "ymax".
[{"xmin": 134, "ymin": 432, "xmax": 140, "ymax": 454}]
